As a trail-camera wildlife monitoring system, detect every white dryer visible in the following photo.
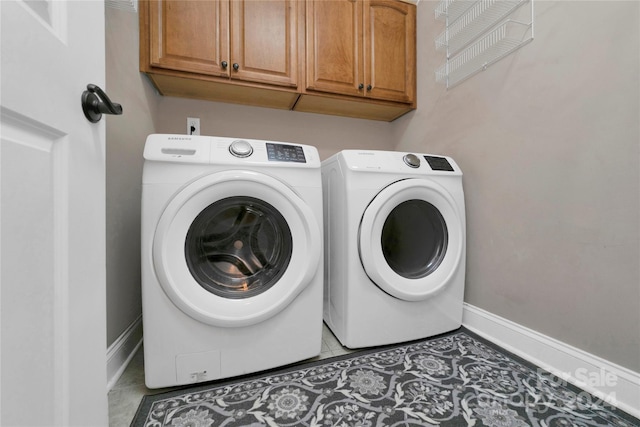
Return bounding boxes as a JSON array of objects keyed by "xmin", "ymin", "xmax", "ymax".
[
  {"xmin": 142, "ymin": 134, "xmax": 323, "ymax": 388},
  {"xmin": 322, "ymin": 150, "xmax": 466, "ymax": 348}
]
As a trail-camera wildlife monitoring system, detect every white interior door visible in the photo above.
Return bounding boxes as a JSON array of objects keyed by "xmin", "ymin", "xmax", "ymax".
[{"xmin": 1, "ymin": 1, "xmax": 109, "ymax": 425}]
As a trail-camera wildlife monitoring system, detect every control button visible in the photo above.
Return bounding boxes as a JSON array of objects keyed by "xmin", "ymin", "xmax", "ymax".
[
  {"xmin": 229, "ymin": 140, "xmax": 253, "ymax": 158},
  {"xmin": 403, "ymin": 153, "xmax": 421, "ymax": 168}
]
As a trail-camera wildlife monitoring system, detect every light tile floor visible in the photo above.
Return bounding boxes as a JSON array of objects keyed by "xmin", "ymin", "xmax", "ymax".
[{"xmin": 108, "ymin": 323, "xmax": 353, "ymax": 426}]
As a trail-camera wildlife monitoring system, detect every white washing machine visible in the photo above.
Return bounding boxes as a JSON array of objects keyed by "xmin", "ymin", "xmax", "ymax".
[
  {"xmin": 322, "ymin": 150, "xmax": 466, "ymax": 349},
  {"xmin": 141, "ymin": 134, "xmax": 323, "ymax": 388}
]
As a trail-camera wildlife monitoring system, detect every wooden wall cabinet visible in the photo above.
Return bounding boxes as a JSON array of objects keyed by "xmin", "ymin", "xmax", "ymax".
[
  {"xmin": 147, "ymin": 1, "xmax": 228, "ymax": 78},
  {"xmin": 140, "ymin": 0, "xmax": 416, "ymax": 121},
  {"xmin": 296, "ymin": 0, "xmax": 416, "ymax": 120},
  {"xmin": 140, "ymin": 0, "xmax": 301, "ymax": 110},
  {"xmin": 303, "ymin": 0, "xmax": 415, "ymax": 103}
]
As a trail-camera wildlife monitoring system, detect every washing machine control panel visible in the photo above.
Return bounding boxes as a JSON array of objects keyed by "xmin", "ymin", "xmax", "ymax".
[
  {"xmin": 266, "ymin": 143, "xmax": 307, "ymax": 163},
  {"xmin": 143, "ymin": 134, "xmax": 320, "ymax": 167}
]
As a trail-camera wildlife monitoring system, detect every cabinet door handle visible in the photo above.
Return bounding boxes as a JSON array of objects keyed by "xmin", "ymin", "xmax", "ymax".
[
  {"xmin": 221, "ymin": 61, "xmax": 228, "ymax": 69},
  {"xmin": 358, "ymin": 83, "xmax": 364, "ymax": 90},
  {"xmin": 233, "ymin": 63, "xmax": 240, "ymax": 71},
  {"xmin": 367, "ymin": 84, "xmax": 372, "ymax": 91}
]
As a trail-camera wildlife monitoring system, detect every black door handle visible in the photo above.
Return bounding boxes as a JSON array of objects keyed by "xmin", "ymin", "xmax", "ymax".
[{"xmin": 81, "ymin": 84, "xmax": 123, "ymax": 123}]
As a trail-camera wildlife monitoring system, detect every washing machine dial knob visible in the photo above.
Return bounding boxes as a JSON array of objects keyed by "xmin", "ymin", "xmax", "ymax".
[
  {"xmin": 229, "ymin": 140, "xmax": 253, "ymax": 158},
  {"xmin": 403, "ymin": 153, "xmax": 421, "ymax": 168}
]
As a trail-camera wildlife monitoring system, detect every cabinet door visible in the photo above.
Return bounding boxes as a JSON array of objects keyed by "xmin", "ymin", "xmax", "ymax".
[
  {"xmin": 364, "ymin": 0, "xmax": 416, "ymax": 103},
  {"xmin": 230, "ymin": 0, "xmax": 298, "ymax": 88},
  {"xmin": 150, "ymin": 0, "xmax": 229, "ymax": 77},
  {"xmin": 306, "ymin": 0, "xmax": 363, "ymax": 96}
]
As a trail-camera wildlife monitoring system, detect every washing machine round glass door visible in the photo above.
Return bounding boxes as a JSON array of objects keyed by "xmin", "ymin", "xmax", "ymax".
[
  {"xmin": 358, "ymin": 178, "xmax": 464, "ymax": 301},
  {"xmin": 153, "ymin": 170, "xmax": 321, "ymax": 327}
]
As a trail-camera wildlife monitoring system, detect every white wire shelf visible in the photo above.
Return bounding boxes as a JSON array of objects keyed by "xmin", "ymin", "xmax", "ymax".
[
  {"xmin": 435, "ymin": 20, "xmax": 533, "ymax": 88},
  {"xmin": 436, "ymin": 0, "xmax": 530, "ymax": 55},
  {"xmin": 435, "ymin": 0, "xmax": 475, "ymax": 23}
]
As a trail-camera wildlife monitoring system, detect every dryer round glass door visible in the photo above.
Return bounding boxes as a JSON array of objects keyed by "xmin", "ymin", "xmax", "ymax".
[
  {"xmin": 359, "ymin": 179, "xmax": 464, "ymax": 301},
  {"xmin": 153, "ymin": 170, "xmax": 321, "ymax": 327},
  {"xmin": 381, "ymin": 199, "xmax": 448, "ymax": 279}
]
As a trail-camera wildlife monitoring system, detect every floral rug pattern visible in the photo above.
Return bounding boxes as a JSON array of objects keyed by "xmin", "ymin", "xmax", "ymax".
[{"xmin": 132, "ymin": 329, "xmax": 638, "ymax": 427}]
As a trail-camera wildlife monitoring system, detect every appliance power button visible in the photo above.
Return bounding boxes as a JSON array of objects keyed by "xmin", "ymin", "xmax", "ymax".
[
  {"xmin": 403, "ymin": 153, "xmax": 421, "ymax": 168},
  {"xmin": 229, "ymin": 140, "xmax": 253, "ymax": 158}
]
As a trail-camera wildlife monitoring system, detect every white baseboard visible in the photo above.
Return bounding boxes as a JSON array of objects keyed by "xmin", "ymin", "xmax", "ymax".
[
  {"xmin": 463, "ymin": 303, "xmax": 640, "ymax": 419},
  {"xmin": 106, "ymin": 315, "xmax": 143, "ymax": 391}
]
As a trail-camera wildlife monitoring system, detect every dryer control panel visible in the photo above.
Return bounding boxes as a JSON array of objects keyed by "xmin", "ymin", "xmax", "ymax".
[
  {"xmin": 424, "ymin": 155, "xmax": 454, "ymax": 171},
  {"xmin": 339, "ymin": 150, "xmax": 461, "ymax": 175}
]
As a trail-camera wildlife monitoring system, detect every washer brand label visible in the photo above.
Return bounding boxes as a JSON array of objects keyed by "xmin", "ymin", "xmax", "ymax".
[{"xmin": 190, "ymin": 371, "xmax": 208, "ymax": 382}]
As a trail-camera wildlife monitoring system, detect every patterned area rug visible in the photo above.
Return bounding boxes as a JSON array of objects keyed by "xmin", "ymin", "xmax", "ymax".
[{"xmin": 131, "ymin": 328, "xmax": 638, "ymax": 426}]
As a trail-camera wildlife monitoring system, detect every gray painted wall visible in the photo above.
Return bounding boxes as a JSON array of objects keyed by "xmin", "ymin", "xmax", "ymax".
[
  {"xmin": 394, "ymin": 1, "xmax": 640, "ymax": 371},
  {"xmin": 153, "ymin": 97, "xmax": 395, "ymax": 160},
  {"xmin": 105, "ymin": 1, "xmax": 640, "ymax": 373},
  {"xmin": 106, "ymin": 6, "xmax": 157, "ymax": 346}
]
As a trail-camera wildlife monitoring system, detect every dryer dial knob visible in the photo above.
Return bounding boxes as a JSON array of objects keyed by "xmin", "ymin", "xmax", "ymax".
[
  {"xmin": 229, "ymin": 140, "xmax": 253, "ymax": 158},
  {"xmin": 403, "ymin": 153, "xmax": 421, "ymax": 168}
]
